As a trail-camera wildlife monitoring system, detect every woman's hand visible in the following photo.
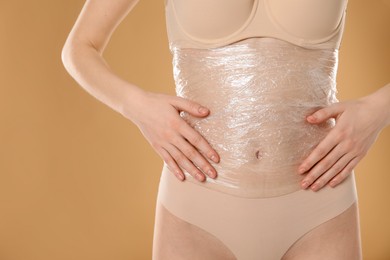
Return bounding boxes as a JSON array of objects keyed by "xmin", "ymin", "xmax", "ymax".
[
  {"xmin": 61, "ymin": 0, "xmax": 220, "ymax": 183},
  {"xmin": 124, "ymin": 91, "xmax": 220, "ymax": 182},
  {"xmin": 297, "ymin": 93, "xmax": 389, "ymax": 192}
]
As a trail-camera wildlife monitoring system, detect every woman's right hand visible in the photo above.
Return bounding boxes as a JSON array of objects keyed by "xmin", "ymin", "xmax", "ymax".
[
  {"xmin": 123, "ymin": 91, "xmax": 220, "ymax": 182},
  {"xmin": 61, "ymin": 0, "xmax": 219, "ymax": 182}
]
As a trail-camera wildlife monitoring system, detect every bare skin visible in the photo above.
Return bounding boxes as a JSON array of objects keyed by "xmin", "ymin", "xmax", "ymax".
[
  {"xmin": 62, "ymin": 0, "xmax": 388, "ymax": 259},
  {"xmin": 61, "ymin": 0, "xmax": 220, "ymax": 183},
  {"xmin": 281, "ymin": 201, "xmax": 362, "ymax": 260},
  {"xmin": 153, "ymin": 201, "xmax": 237, "ymax": 260}
]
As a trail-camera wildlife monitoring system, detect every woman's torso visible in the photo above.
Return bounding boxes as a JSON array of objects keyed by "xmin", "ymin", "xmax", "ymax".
[{"xmin": 164, "ymin": 0, "xmax": 348, "ymax": 198}]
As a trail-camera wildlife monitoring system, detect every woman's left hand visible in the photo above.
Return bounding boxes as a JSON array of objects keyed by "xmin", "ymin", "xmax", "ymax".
[{"xmin": 297, "ymin": 95, "xmax": 388, "ymax": 192}]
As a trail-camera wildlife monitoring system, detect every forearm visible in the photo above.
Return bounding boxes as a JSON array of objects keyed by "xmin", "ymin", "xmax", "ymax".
[
  {"xmin": 362, "ymin": 82, "xmax": 390, "ymax": 128},
  {"xmin": 61, "ymin": 40, "xmax": 147, "ymax": 122}
]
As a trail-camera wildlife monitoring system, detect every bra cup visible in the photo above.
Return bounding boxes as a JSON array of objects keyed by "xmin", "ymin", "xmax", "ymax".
[
  {"xmin": 171, "ymin": 0, "xmax": 255, "ymax": 40},
  {"xmin": 265, "ymin": 0, "xmax": 346, "ymax": 39}
]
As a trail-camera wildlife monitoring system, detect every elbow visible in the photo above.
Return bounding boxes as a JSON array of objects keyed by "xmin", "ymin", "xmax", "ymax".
[
  {"xmin": 61, "ymin": 39, "xmax": 75, "ymax": 75},
  {"xmin": 61, "ymin": 39, "xmax": 86, "ymax": 79},
  {"xmin": 61, "ymin": 35, "xmax": 84, "ymax": 75},
  {"xmin": 61, "ymin": 37, "xmax": 100, "ymax": 75}
]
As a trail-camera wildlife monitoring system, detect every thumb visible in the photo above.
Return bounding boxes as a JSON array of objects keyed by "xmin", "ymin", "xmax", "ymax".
[
  {"xmin": 171, "ymin": 96, "xmax": 210, "ymax": 117},
  {"xmin": 307, "ymin": 102, "xmax": 345, "ymax": 124}
]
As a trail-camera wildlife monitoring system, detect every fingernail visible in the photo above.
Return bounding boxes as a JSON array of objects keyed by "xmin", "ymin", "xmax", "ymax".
[
  {"xmin": 196, "ymin": 173, "xmax": 204, "ymax": 181},
  {"xmin": 211, "ymin": 155, "xmax": 218, "ymax": 163},
  {"xmin": 311, "ymin": 183, "xmax": 318, "ymax": 191},
  {"xmin": 208, "ymin": 169, "xmax": 216, "ymax": 178},
  {"xmin": 176, "ymin": 171, "xmax": 184, "ymax": 181},
  {"xmin": 199, "ymin": 106, "xmax": 208, "ymax": 114},
  {"xmin": 301, "ymin": 181, "xmax": 309, "ymax": 189},
  {"xmin": 298, "ymin": 167, "xmax": 306, "ymax": 174}
]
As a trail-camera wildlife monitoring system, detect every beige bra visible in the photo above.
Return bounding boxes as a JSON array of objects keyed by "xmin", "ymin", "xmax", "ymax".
[{"xmin": 164, "ymin": 0, "xmax": 349, "ymax": 50}]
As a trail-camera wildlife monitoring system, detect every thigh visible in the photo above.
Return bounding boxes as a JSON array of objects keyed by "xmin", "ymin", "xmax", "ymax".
[
  {"xmin": 281, "ymin": 201, "xmax": 362, "ymax": 260},
  {"xmin": 152, "ymin": 200, "xmax": 237, "ymax": 260}
]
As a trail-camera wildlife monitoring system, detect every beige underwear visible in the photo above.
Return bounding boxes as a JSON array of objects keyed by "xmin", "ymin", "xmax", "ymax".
[{"xmin": 157, "ymin": 162, "xmax": 357, "ymax": 259}]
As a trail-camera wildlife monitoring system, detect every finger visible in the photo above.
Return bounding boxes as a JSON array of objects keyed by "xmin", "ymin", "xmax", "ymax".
[
  {"xmin": 307, "ymin": 102, "xmax": 345, "ymax": 124},
  {"xmin": 179, "ymin": 121, "xmax": 220, "ymax": 163},
  {"xmin": 328, "ymin": 156, "xmax": 360, "ymax": 187},
  {"xmin": 172, "ymin": 134, "xmax": 217, "ymax": 179},
  {"xmin": 158, "ymin": 147, "xmax": 185, "ymax": 181},
  {"xmin": 300, "ymin": 142, "xmax": 346, "ymax": 188},
  {"xmin": 164, "ymin": 142, "xmax": 206, "ymax": 182},
  {"xmin": 170, "ymin": 96, "xmax": 210, "ymax": 118},
  {"xmin": 298, "ymin": 129, "xmax": 340, "ymax": 174},
  {"xmin": 307, "ymin": 152, "xmax": 354, "ymax": 191}
]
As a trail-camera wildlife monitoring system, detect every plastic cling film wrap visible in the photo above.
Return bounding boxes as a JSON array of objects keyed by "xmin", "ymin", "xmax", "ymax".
[{"xmin": 170, "ymin": 37, "xmax": 339, "ymax": 198}]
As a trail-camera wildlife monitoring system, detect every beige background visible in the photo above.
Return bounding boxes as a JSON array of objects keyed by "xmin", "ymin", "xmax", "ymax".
[{"xmin": 0, "ymin": 0, "xmax": 389, "ymax": 259}]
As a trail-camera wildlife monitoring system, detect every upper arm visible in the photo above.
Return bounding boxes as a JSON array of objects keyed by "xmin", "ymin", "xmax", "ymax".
[{"xmin": 64, "ymin": 0, "xmax": 140, "ymax": 54}]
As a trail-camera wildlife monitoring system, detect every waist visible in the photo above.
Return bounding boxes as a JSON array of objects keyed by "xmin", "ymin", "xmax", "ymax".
[
  {"xmin": 171, "ymin": 37, "xmax": 339, "ymax": 198},
  {"xmin": 179, "ymin": 102, "xmax": 335, "ymax": 198}
]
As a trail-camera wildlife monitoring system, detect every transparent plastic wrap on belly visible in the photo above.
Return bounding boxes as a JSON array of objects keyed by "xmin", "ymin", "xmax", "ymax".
[{"xmin": 170, "ymin": 37, "xmax": 339, "ymax": 198}]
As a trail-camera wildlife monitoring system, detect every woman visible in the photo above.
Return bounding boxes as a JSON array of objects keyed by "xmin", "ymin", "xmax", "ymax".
[{"xmin": 62, "ymin": 0, "xmax": 390, "ymax": 259}]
